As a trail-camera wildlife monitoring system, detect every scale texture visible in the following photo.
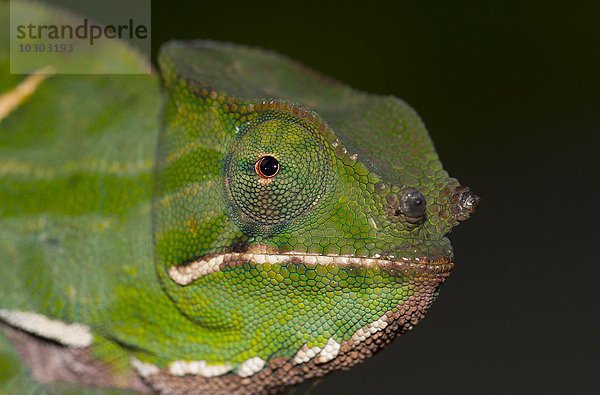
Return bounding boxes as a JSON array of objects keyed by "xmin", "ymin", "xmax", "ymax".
[{"xmin": 0, "ymin": 2, "xmax": 478, "ymax": 394}]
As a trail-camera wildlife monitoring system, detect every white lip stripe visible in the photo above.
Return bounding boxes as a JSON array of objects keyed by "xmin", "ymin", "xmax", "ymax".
[
  {"xmin": 350, "ymin": 313, "xmax": 390, "ymax": 345},
  {"xmin": 316, "ymin": 338, "xmax": 341, "ymax": 363},
  {"xmin": 168, "ymin": 360, "xmax": 232, "ymax": 377},
  {"xmin": 169, "ymin": 251, "xmax": 452, "ymax": 286},
  {"xmin": 292, "ymin": 344, "xmax": 322, "ymax": 365},
  {"xmin": 0, "ymin": 309, "xmax": 92, "ymax": 348},
  {"xmin": 131, "ymin": 358, "xmax": 160, "ymax": 378},
  {"xmin": 236, "ymin": 356, "xmax": 266, "ymax": 377}
]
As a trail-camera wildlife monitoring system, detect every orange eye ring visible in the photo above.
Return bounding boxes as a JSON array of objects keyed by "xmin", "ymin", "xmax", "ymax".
[{"xmin": 255, "ymin": 155, "xmax": 280, "ymax": 178}]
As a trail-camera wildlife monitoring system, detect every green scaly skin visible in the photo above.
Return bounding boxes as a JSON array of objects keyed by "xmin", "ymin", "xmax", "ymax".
[{"xmin": 0, "ymin": 2, "xmax": 478, "ymax": 394}]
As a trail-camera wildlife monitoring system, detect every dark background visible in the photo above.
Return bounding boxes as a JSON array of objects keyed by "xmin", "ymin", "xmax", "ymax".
[
  {"xmin": 53, "ymin": 0, "xmax": 599, "ymax": 393},
  {"xmin": 151, "ymin": 1, "xmax": 599, "ymax": 394}
]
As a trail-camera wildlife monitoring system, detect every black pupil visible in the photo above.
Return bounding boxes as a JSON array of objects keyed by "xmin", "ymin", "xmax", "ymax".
[{"xmin": 259, "ymin": 156, "xmax": 279, "ymax": 177}]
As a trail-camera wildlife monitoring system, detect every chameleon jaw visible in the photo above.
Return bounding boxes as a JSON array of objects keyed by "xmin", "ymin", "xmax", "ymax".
[
  {"xmin": 168, "ymin": 251, "xmax": 454, "ymax": 286},
  {"xmin": 138, "ymin": 264, "xmax": 451, "ymax": 393}
]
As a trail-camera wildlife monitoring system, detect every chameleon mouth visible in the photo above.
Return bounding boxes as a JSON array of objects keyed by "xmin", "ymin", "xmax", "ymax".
[{"xmin": 168, "ymin": 251, "xmax": 454, "ymax": 286}]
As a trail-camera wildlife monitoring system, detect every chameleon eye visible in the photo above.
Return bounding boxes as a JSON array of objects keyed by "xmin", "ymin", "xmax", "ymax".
[
  {"xmin": 223, "ymin": 110, "xmax": 333, "ymax": 234},
  {"xmin": 255, "ymin": 155, "xmax": 280, "ymax": 178}
]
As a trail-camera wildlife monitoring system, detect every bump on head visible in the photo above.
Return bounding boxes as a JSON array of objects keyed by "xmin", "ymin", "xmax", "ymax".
[{"xmin": 451, "ymin": 186, "xmax": 480, "ymax": 222}]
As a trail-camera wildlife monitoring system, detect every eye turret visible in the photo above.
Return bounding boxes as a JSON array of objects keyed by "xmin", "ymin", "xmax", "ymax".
[{"xmin": 223, "ymin": 110, "xmax": 333, "ymax": 234}]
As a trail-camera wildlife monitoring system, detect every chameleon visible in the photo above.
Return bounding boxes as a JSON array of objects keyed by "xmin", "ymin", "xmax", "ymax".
[{"xmin": 0, "ymin": 1, "xmax": 479, "ymax": 394}]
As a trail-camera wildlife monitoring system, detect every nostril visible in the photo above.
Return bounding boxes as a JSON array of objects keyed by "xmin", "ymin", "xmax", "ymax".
[
  {"xmin": 452, "ymin": 186, "xmax": 480, "ymax": 222},
  {"xmin": 462, "ymin": 191, "xmax": 480, "ymax": 211}
]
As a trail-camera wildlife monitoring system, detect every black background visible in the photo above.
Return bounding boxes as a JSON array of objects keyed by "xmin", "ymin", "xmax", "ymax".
[
  {"xmin": 151, "ymin": 1, "xmax": 599, "ymax": 394},
  {"xmin": 53, "ymin": 0, "xmax": 600, "ymax": 393}
]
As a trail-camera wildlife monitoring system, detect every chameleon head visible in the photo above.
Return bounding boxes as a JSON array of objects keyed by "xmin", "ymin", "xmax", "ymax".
[{"xmin": 152, "ymin": 41, "xmax": 479, "ymax": 388}]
